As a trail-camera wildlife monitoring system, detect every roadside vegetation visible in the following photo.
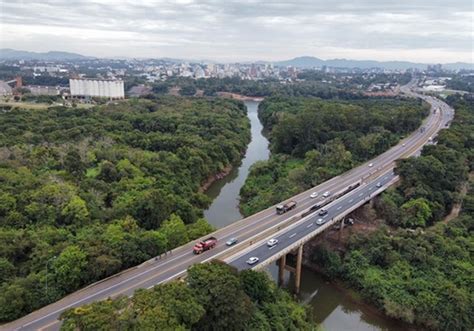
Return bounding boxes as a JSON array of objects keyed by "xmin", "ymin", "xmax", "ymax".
[
  {"xmin": 0, "ymin": 96, "xmax": 250, "ymax": 322},
  {"xmin": 310, "ymin": 93, "xmax": 474, "ymax": 330},
  {"xmin": 240, "ymin": 96, "xmax": 429, "ymax": 215},
  {"xmin": 59, "ymin": 262, "xmax": 312, "ymax": 331}
]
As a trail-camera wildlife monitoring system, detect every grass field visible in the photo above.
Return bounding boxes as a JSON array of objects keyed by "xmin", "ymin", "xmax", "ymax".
[{"xmin": 0, "ymin": 100, "xmax": 94, "ymax": 110}]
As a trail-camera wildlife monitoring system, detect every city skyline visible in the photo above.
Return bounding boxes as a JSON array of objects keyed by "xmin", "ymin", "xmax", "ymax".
[{"xmin": 1, "ymin": 1, "xmax": 473, "ymax": 64}]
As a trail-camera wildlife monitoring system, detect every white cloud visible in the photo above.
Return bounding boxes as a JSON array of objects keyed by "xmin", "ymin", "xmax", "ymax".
[{"xmin": 0, "ymin": 0, "xmax": 472, "ymax": 63}]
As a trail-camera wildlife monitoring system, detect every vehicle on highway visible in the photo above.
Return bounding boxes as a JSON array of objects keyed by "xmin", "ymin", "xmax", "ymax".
[
  {"xmin": 376, "ymin": 182, "xmax": 382, "ymax": 188},
  {"xmin": 319, "ymin": 209, "xmax": 328, "ymax": 216},
  {"xmin": 246, "ymin": 257, "xmax": 259, "ymax": 265},
  {"xmin": 267, "ymin": 238, "xmax": 278, "ymax": 247},
  {"xmin": 276, "ymin": 200, "xmax": 297, "ymax": 215},
  {"xmin": 368, "ymin": 163, "xmax": 374, "ymax": 167},
  {"xmin": 322, "ymin": 191, "xmax": 331, "ymax": 198},
  {"xmin": 316, "ymin": 218, "xmax": 326, "ymax": 225},
  {"xmin": 193, "ymin": 237, "xmax": 217, "ymax": 254},
  {"xmin": 226, "ymin": 238, "xmax": 238, "ymax": 246},
  {"xmin": 310, "ymin": 192, "xmax": 318, "ymax": 198},
  {"xmin": 402, "ymin": 143, "xmax": 406, "ymax": 147}
]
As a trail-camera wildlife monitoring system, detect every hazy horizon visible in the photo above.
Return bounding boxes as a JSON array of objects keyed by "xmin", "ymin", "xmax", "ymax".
[{"xmin": 1, "ymin": 1, "xmax": 472, "ymax": 63}]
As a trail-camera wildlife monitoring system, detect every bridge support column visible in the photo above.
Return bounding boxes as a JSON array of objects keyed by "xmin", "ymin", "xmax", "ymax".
[
  {"xmin": 278, "ymin": 254, "xmax": 286, "ymax": 286},
  {"xmin": 295, "ymin": 245, "xmax": 303, "ymax": 294}
]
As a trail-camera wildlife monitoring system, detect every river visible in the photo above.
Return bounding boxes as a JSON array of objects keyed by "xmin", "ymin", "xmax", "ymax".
[
  {"xmin": 204, "ymin": 100, "xmax": 269, "ymax": 227},
  {"xmin": 204, "ymin": 100, "xmax": 403, "ymax": 331}
]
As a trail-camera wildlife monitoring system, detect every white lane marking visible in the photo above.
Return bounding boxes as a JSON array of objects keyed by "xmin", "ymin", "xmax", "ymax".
[
  {"xmin": 359, "ymin": 193, "xmax": 363, "ymax": 197},
  {"xmin": 306, "ymin": 223, "xmax": 313, "ymax": 228},
  {"xmin": 349, "ymin": 199, "xmax": 353, "ymax": 203},
  {"xmin": 337, "ymin": 206, "xmax": 342, "ymax": 210},
  {"xmin": 289, "ymin": 233, "xmax": 296, "ymax": 238},
  {"xmin": 269, "ymin": 245, "xmax": 276, "ymax": 250},
  {"xmin": 18, "ymin": 98, "xmax": 447, "ymax": 330}
]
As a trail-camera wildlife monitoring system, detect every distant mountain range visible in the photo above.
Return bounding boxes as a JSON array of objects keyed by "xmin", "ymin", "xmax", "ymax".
[
  {"xmin": 0, "ymin": 49, "xmax": 90, "ymax": 60},
  {"xmin": 1, "ymin": 49, "xmax": 472, "ymax": 70},
  {"xmin": 273, "ymin": 56, "xmax": 472, "ymax": 71}
]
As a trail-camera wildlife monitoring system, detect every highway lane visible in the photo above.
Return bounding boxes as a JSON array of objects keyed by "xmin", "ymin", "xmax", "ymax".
[
  {"xmin": 229, "ymin": 171, "xmax": 398, "ymax": 270},
  {"xmin": 2, "ymin": 86, "xmax": 453, "ymax": 331}
]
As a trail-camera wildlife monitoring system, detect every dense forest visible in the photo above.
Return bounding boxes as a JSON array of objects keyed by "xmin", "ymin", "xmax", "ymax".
[
  {"xmin": 59, "ymin": 262, "xmax": 313, "ymax": 330},
  {"xmin": 150, "ymin": 74, "xmax": 408, "ymax": 99},
  {"xmin": 310, "ymin": 93, "xmax": 473, "ymax": 330},
  {"xmin": 240, "ymin": 96, "xmax": 429, "ymax": 215},
  {"xmin": 0, "ymin": 96, "xmax": 250, "ymax": 322},
  {"xmin": 445, "ymin": 75, "xmax": 474, "ymax": 93}
]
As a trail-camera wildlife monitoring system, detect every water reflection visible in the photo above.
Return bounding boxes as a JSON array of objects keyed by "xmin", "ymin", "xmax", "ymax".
[
  {"xmin": 203, "ymin": 99, "xmax": 406, "ymax": 331},
  {"xmin": 204, "ymin": 101, "xmax": 269, "ymax": 228}
]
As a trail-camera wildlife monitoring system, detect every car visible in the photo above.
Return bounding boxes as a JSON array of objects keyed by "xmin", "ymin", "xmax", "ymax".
[
  {"xmin": 310, "ymin": 192, "xmax": 318, "ymax": 199},
  {"xmin": 246, "ymin": 257, "xmax": 259, "ymax": 265},
  {"xmin": 226, "ymin": 238, "xmax": 238, "ymax": 246},
  {"xmin": 316, "ymin": 218, "xmax": 325, "ymax": 225},
  {"xmin": 368, "ymin": 163, "xmax": 374, "ymax": 167},
  {"xmin": 322, "ymin": 191, "xmax": 331, "ymax": 198},
  {"xmin": 402, "ymin": 143, "xmax": 406, "ymax": 147},
  {"xmin": 376, "ymin": 182, "xmax": 382, "ymax": 188},
  {"xmin": 319, "ymin": 209, "xmax": 328, "ymax": 216},
  {"xmin": 267, "ymin": 238, "xmax": 278, "ymax": 247}
]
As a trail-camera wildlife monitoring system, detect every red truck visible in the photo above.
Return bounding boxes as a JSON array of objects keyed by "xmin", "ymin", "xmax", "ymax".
[{"xmin": 193, "ymin": 237, "xmax": 217, "ymax": 254}]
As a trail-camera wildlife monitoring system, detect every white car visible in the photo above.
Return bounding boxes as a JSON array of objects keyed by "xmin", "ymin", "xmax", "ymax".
[
  {"xmin": 267, "ymin": 238, "xmax": 278, "ymax": 247},
  {"xmin": 316, "ymin": 218, "xmax": 325, "ymax": 225},
  {"xmin": 310, "ymin": 192, "xmax": 318, "ymax": 199},
  {"xmin": 368, "ymin": 163, "xmax": 374, "ymax": 167},
  {"xmin": 376, "ymin": 182, "xmax": 382, "ymax": 188},
  {"xmin": 246, "ymin": 257, "xmax": 259, "ymax": 265},
  {"xmin": 322, "ymin": 191, "xmax": 331, "ymax": 198}
]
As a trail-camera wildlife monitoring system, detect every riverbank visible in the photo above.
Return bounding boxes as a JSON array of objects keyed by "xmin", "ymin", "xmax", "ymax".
[
  {"xmin": 199, "ymin": 164, "xmax": 234, "ymax": 193},
  {"xmin": 203, "ymin": 100, "xmax": 269, "ymax": 229},
  {"xmin": 299, "ymin": 261, "xmax": 417, "ymax": 331}
]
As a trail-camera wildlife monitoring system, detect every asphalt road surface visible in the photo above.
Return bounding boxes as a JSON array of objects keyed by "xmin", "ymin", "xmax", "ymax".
[{"xmin": 2, "ymin": 85, "xmax": 454, "ymax": 331}]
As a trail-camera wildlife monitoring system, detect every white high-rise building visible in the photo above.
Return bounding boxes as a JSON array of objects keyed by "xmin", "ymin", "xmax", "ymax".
[{"xmin": 69, "ymin": 78, "xmax": 124, "ymax": 99}]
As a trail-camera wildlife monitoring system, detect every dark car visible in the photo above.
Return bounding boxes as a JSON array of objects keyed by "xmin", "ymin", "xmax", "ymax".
[{"xmin": 319, "ymin": 209, "xmax": 328, "ymax": 216}]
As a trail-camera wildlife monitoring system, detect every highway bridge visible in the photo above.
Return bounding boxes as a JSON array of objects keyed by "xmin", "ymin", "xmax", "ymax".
[{"xmin": 3, "ymin": 86, "xmax": 454, "ymax": 331}]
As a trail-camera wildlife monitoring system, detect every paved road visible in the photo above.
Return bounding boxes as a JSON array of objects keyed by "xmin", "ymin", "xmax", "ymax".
[
  {"xmin": 2, "ymin": 85, "xmax": 454, "ymax": 331},
  {"xmin": 230, "ymin": 170, "xmax": 398, "ymax": 270}
]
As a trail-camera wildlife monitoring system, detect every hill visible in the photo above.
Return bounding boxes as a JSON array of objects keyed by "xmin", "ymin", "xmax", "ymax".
[
  {"xmin": 273, "ymin": 56, "xmax": 473, "ymax": 71},
  {"xmin": 0, "ymin": 48, "xmax": 89, "ymax": 60}
]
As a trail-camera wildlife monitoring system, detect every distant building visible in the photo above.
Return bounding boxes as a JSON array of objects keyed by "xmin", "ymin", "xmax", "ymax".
[
  {"xmin": 26, "ymin": 85, "xmax": 62, "ymax": 96},
  {"xmin": 0, "ymin": 81, "xmax": 13, "ymax": 96},
  {"xmin": 69, "ymin": 78, "xmax": 124, "ymax": 99}
]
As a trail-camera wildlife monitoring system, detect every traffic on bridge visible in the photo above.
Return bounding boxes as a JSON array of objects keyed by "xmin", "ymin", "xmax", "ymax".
[{"xmin": 4, "ymin": 85, "xmax": 454, "ymax": 331}]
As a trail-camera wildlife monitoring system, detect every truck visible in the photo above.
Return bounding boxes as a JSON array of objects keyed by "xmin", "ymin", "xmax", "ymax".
[
  {"xmin": 193, "ymin": 237, "xmax": 217, "ymax": 254},
  {"xmin": 276, "ymin": 201, "xmax": 297, "ymax": 215}
]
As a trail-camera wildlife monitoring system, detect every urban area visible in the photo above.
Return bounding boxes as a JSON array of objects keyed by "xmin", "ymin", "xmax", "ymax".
[{"xmin": 0, "ymin": 1, "xmax": 473, "ymax": 331}]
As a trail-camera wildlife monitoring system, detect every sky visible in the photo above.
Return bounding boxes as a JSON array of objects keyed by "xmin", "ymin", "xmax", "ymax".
[{"xmin": 0, "ymin": 0, "xmax": 473, "ymax": 63}]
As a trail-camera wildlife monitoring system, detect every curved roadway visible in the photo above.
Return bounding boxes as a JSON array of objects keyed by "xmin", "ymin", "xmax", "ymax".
[{"xmin": 2, "ymin": 84, "xmax": 454, "ymax": 331}]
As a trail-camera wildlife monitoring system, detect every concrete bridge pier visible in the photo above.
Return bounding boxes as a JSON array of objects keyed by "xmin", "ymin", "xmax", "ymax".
[
  {"xmin": 277, "ymin": 244, "xmax": 304, "ymax": 294},
  {"xmin": 278, "ymin": 254, "xmax": 286, "ymax": 286}
]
